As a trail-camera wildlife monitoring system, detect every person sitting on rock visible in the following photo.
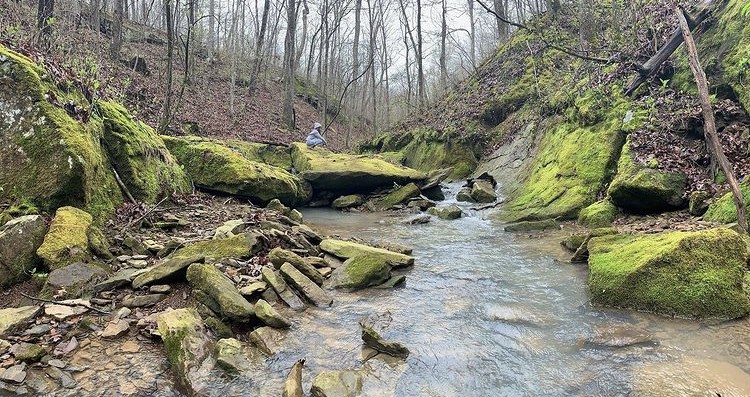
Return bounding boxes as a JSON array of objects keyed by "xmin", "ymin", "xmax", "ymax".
[{"xmin": 306, "ymin": 122, "xmax": 326, "ymax": 148}]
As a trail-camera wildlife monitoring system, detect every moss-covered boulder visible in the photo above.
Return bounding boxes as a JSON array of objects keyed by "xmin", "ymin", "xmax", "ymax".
[
  {"xmin": 703, "ymin": 182, "xmax": 750, "ymax": 223},
  {"xmin": 186, "ymin": 263, "xmax": 255, "ymax": 321},
  {"xmin": 427, "ymin": 205, "xmax": 463, "ymax": 220},
  {"xmin": 688, "ymin": 191, "xmax": 711, "ymax": 217},
  {"xmin": 36, "ymin": 207, "xmax": 107, "ymax": 270},
  {"xmin": 578, "ymin": 199, "xmax": 618, "ymax": 228},
  {"xmin": 170, "ymin": 232, "xmax": 261, "ymax": 261},
  {"xmin": 290, "ymin": 143, "xmax": 426, "ymax": 194},
  {"xmin": 374, "ymin": 183, "xmax": 421, "ymax": 210},
  {"xmin": 97, "ymin": 101, "xmax": 190, "ymax": 202},
  {"xmin": 0, "ymin": 45, "xmax": 122, "ymax": 220},
  {"xmin": 225, "ymin": 140, "xmax": 292, "ymax": 170},
  {"xmin": 332, "ymin": 195, "xmax": 364, "ymax": 209},
  {"xmin": 330, "ymin": 255, "xmax": 392, "ymax": 290},
  {"xmin": 0, "ymin": 215, "xmax": 46, "ymax": 287},
  {"xmin": 607, "ymin": 138, "xmax": 686, "ymax": 213},
  {"xmin": 319, "ymin": 239, "xmax": 414, "ymax": 268},
  {"xmin": 587, "ymin": 228, "xmax": 750, "ymax": 319},
  {"xmin": 163, "ymin": 136, "xmax": 311, "ymax": 206},
  {"xmin": 504, "ymin": 219, "xmax": 560, "ymax": 232},
  {"xmin": 156, "ymin": 308, "xmax": 213, "ymax": 396}
]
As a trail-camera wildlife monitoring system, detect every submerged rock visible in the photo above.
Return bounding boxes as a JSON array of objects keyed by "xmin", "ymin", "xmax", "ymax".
[
  {"xmin": 579, "ymin": 324, "xmax": 656, "ymax": 349},
  {"xmin": 248, "ymin": 326, "xmax": 286, "ymax": 356},
  {"xmin": 587, "ymin": 228, "xmax": 750, "ymax": 319},
  {"xmin": 280, "ymin": 263, "xmax": 333, "ymax": 307},
  {"xmin": 332, "ymin": 195, "xmax": 364, "ymax": 209},
  {"xmin": 310, "ymin": 370, "xmax": 363, "ymax": 397},
  {"xmin": 163, "ymin": 136, "xmax": 311, "ymax": 206},
  {"xmin": 320, "ymin": 239, "xmax": 414, "ymax": 268},
  {"xmin": 186, "ymin": 263, "xmax": 255, "ymax": 321},
  {"xmin": 215, "ymin": 338, "xmax": 262, "ymax": 373},
  {"xmin": 359, "ymin": 322, "xmax": 409, "ymax": 359},
  {"xmin": 577, "ymin": 199, "xmax": 618, "ymax": 228},
  {"xmin": 290, "ymin": 143, "xmax": 426, "ymax": 194},
  {"xmin": 330, "ymin": 256, "xmax": 392, "ymax": 290},
  {"xmin": 0, "ymin": 215, "xmax": 46, "ymax": 287},
  {"xmin": 156, "ymin": 309, "xmax": 213, "ymax": 396},
  {"xmin": 504, "ymin": 219, "xmax": 560, "ymax": 232}
]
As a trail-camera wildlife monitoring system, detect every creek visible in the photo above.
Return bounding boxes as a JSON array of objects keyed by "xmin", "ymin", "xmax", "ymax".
[{"xmin": 64, "ymin": 188, "xmax": 750, "ymax": 397}]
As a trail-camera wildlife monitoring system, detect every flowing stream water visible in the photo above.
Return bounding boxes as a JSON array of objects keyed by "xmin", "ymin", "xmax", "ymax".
[{"xmin": 63, "ymin": 188, "xmax": 750, "ymax": 397}]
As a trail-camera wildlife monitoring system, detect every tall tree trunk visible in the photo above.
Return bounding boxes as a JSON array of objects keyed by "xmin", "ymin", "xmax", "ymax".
[
  {"xmin": 90, "ymin": 0, "xmax": 100, "ymax": 31},
  {"xmin": 439, "ymin": 0, "xmax": 448, "ymax": 91},
  {"xmin": 110, "ymin": 0, "xmax": 123, "ymax": 60},
  {"xmin": 208, "ymin": 0, "xmax": 215, "ymax": 58},
  {"xmin": 158, "ymin": 0, "xmax": 174, "ymax": 134},
  {"xmin": 493, "ymin": 0, "xmax": 508, "ymax": 39},
  {"xmin": 676, "ymin": 6, "xmax": 747, "ymax": 233},
  {"xmin": 416, "ymin": 0, "xmax": 425, "ymax": 107},
  {"xmin": 37, "ymin": 0, "xmax": 54, "ymax": 50},
  {"xmin": 248, "ymin": 0, "xmax": 270, "ymax": 94},
  {"xmin": 282, "ymin": 0, "xmax": 298, "ymax": 130},
  {"xmin": 346, "ymin": 0, "xmax": 362, "ymax": 147},
  {"xmin": 467, "ymin": 0, "xmax": 476, "ymax": 67},
  {"xmin": 295, "ymin": 0, "xmax": 309, "ymax": 67}
]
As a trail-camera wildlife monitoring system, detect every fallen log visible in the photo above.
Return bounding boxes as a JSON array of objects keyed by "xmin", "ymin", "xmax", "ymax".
[{"xmin": 624, "ymin": 0, "xmax": 715, "ymax": 96}]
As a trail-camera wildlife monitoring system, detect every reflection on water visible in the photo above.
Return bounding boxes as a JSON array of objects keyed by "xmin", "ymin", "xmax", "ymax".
[{"xmin": 62, "ymin": 200, "xmax": 750, "ymax": 396}]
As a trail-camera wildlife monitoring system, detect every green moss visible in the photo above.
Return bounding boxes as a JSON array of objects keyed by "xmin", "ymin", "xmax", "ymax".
[
  {"xmin": 36, "ymin": 206, "xmax": 93, "ymax": 270},
  {"xmin": 0, "ymin": 45, "xmax": 122, "ymax": 223},
  {"xmin": 588, "ymin": 228, "xmax": 750, "ymax": 319},
  {"xmin": 703, "ymin": 182, "xmax": 750, "ymax": 223},
  {"xmin": 578, "ymin": 199, "xmax": 618, "ymax": 227},
  {"xmin": 319, "ymin": 239, "xmax": 414, "ymax": 268},
  {"xmin": 97, "ymin": 101, "xmax": 190, "ymax": 202},
  {"xmin": 607, "ymin": 136, "xmax": 687, "ymax": 213},
  {"xmin": 186, "ymin": 263, "xmax": 254, "ymax": 320},
  {"xmin": 225, "ymin": 140, "xmax": 292, "ymax": 170},
  {"xmin": 504, "ymin": 219, "xmax": 561, "ymax": 232},
  {"xmin": 156, "ymin": 308, "xmax": 209, "ymax": 385},
  {"xmin": 171, "ymin": 233, "xmax": 258, "ymax": 261},
  {"xmin": 331, "ymin": 255, "xmax": 392, "ymax": 290},
  {"xmin": 163, "ymin": 136, "xmax": 310, "ymax": 206},
  {"xmin": 375, "ymin": 183, "xmax": 421, "ymax": 210},
  {"xmin": 5, "ymin": 201, "xmax": 39, "ymax": 217},
  {"xmin": 501, "ymin": 94, "xmax": 632, "ymax": 221}
]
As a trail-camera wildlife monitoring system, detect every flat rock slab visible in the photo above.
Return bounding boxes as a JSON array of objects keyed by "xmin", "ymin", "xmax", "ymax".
[
  {"xmin": 319, "ymin": 239, "xmax": 414, "ymax": 269},
  {"xmin": 44, "ymin": 301, "xmax": 90, "ymax": 320},
  {"xmin": 122, "ymin": 294, "xmax": 165, "ymax": 308},
  {"xmin": 0, "ymin": 364, "xmax": 27, "ymax": 383},
  {"xmin": 215, "ymin": 338, "xmax": 263, "ymax": 373},
  {"xmin": 280, "ymin": 263, "xmax": 333, "ymax": 307},
  {"xmin": 261, "ymin": 267, "xmax": 304, "ymax": 311},
  {"xmin": 101, "ymin": 319, "xmax": 130, "ymax": 338},
  {"xmin": 94, "ymin": 268, "xmax": 148, "ymax": 293},
  {"xmin": 254, "ymin": 299, "xmax": 291, "ymax": 328},
  {"xmin": 186, "ymin": 263, "xmax": 255, "ymax": 320},
  {"xmin": 47, "ymin": 262, "xmax": 109, "ymax": 298},
  {"xmin": 0, "ymin": 306, "xmax": 41, "ymax": 337},
  {"xmin": 131, "ymin": 255, "xmax": 205, "ymax": 289}
]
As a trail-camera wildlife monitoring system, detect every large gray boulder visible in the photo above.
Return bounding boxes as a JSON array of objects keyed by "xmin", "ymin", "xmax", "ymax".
[{"xmin": 0, "ymin": 215, "xmax": 46, "ymax": 287}]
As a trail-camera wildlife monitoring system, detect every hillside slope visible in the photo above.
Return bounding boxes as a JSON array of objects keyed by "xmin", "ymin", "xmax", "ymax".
[{"xmin": 364, "ymin": 0, "xmax": 750, "ymax": 222}]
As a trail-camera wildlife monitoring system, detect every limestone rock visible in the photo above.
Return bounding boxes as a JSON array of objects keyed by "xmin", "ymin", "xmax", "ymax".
[
  {"xmin": 374, "ymin": 183, "xmax": 421, "ymax": 210},
  {"xmin": 268, "ymin": 248, "xmax": 324, "ymax": 285},
  {"xmin": 587, "ymin": 228, "xmax": 750, "ymax": 319},
  {"xmin": 215, "ymin": 338, "xmax": 262, "ymax": 373},
  {"xmin": 0, "ymin": 364, "xmax": 26, "ymax": 383},
  {"xmin": 470, "ymin": 180, "xmax": 496, "ymax": 203},
  {"xmin": 283, "ymin": 359, "xmax": 304, "ymax": 397},
  {"xmin": 290, "ymin": 143, "xmax": 426, "ymax": 194},
  {"xmin": 427, "ymin": 205, "xmax": 463, "ymax": 220},
  {"xmin": 310, "ymin": 370, "xmax": 363, "ymax": 397},
  {"xmin": 248, "ymin": 326, "xmax": 286, "ymax": 356},
  {"xmin": 11, "ymin": 342, "xmax": 46, "ymax": 363},
  {"xmin": 332, "ymin": 195, "xmax": 364, "ymax": 209},
  {"xmin": 44, "ymin": 301, "xmax": 90, "ymax": 320},
  {"xmin": 0, "ymin": 306, "xmax": 41, "ymax": 337},
  {"xmin": 319, "ymin": 239, "xmax": 414, "ymax": 269},
  {"xmin": 156, "ymin": 309, "xmax": 213, "ymax": 395},
  {"xmin": 46, "ymin": 262, "xmax": 109, "ymax": 299},
  {"xmin": 131, "ymin": 254, "xmax": 205, "ymax": 288},
  {"xmin": 239, "ymin": 281, "xmax": 267, "ymax": 296},
  {"xmin": 101, "ymin": 319, "xmax": 130, "ymax": 338},
  {"xmin": 360, "ymin": 323, "xmax": 409, "ymax": 359},
  {"xmin": 36, "ymin": 207, "xmax": 94, "ymax": 270},
  {"xmin": 122, "ymin": 294, "xmax": 166, "ymax": 308},
  {"xmin": 504, "ymin": 219, "xmax": 560, "ymax": 232},
  {"xmin": 186, "ymin": 263, "xmax": 255, "ymax": 321},
  {"xmin": 374, "ymin": 275, "xmax": 406, "ymax": 289},
  {"xmin": 254, "ymin": 299, "xmax": 292, "ymax": 328},
  {"xmin": 456, "ymin": 187, "xmax": 474, "ymax": 203},
  {"xmin": 261, "ymin": 267, "xmax": 305, "ymax": 311},
  {"xmin": 280, "ymin": 263, "xmax": 333, "ymax": 307},
  {"xmin": 330, "ymin": 256, "xmax": 391, "ymax": 290},
  {"xmin": 213, "ymin": 219, "xmax": 246, "ymax": 240},
  {"xmin": 0, "ymin": 215, "xmax": 46, "ymax": 287},
  {"xmin": 163, "ymin": 136, "xmax": 311, "ymax": 206},
  {"xmin": 168, "ymin": 233, "xmax": 261, "ymax": 261}
]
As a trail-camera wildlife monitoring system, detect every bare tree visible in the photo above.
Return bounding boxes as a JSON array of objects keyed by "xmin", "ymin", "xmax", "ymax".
[
  {"xmin": 37, "ymin": 0, "xmax": 54, "ymax": 49},
  {"xmin": 416, "ymin": 0, "xmax": 425, "ymax": 107},
  {"xmin": 158, "ymin": 0, "xmax": 175, "ymax": 134},
  {"xmin": 282, "ymin": 0, "xmax": 298, "ymax": 130},
  {"xmin": 111, "ymin": 0, "xmax": 123, "ymax": 60},
  {"xmin": 248, "ymin": 0, "xmax": 270, "ymax": 94},
  {"xmin": 439, "ymin": 0, "xmax": 448, "ymax": 91}
]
